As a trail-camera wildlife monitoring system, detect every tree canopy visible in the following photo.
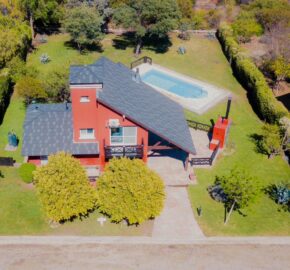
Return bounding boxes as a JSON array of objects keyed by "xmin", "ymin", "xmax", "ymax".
[
  {"xmin": 34, "ymin": 152, "xmax": 97, "ymax": 222},
  {"xmin": 232, "ymin": 11, "xmax": 263, "ymax": 42},
  {"xmin": 215, "ymin": 168, "xmax": 262, "ymax": 224},
  {"xmin": 96, "ymin": 158, "xmax": 165, "ymax": 225},
  {"xmin": 18, "ymin": 0, "xmax": 63, "ymax": 37},
  {"xmin": 15, "ymin": 76, "xmax": 47, "ymax": 105},
  {"xmin": 113, "ymin": 0, "xmax": 181, "ymax": 55},
  {"xmin": 0, "ymin": 14, "xmax": 31, "ymax": 68},
  {"xmin": 63, "ymin": 4, "xmax": 104, "ymax": 51}
]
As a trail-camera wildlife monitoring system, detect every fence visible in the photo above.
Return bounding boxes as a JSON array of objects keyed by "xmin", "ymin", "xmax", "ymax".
[
  {"xmin": 187, "ymin": 120, "xmax": 212, "ymax": 132},
  {"xmin": 191, "ymin": 142, "xmax": 220, "ymax": 166}
]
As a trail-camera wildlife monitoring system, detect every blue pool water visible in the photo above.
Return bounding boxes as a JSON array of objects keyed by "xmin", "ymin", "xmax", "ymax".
[{"xmin": 141, "ymin": 69, "xmax": 208, "ymax": 99}]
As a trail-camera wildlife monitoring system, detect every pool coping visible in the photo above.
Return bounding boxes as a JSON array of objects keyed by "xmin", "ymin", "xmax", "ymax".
[{"xmin": 135, "ymin": 63, "xmax": 230, "ymax": 115}]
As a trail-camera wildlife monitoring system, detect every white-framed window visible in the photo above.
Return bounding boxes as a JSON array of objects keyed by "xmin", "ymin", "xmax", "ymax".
[
  {"xmin": 110, "ymin": 126, "xmax": 137, "ymax": 145},
  {"xmin": 40, "ymin": 156, "xmax": 48, "ymax": 165},
  {"xmin": 80, "ymin": 96, "xmax": 90, "ymax": 103},
  {"xmin": 80, "ymin": 128, "xmax": 95, "ymax": 139}
]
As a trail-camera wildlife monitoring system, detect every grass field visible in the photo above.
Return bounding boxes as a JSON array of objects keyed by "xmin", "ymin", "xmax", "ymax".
[
  {"xmin": 0, "ymin": 32, "xmax": 289, "ymax": 235},
  {"xmin": 0, "ymin": 167, "xmax": 152, "ymax": 235},
  {"xmin": 0, "ymin": 95, "xmax": 25, "ymax": 162}
]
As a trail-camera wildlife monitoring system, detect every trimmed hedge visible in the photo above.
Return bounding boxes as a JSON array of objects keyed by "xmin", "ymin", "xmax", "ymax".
[
  {"xmin": 19, "ymin": 163, "xmax": 36, "ymax": 184},
  {"xmin": 0, "ymin": 74, "xmax": 12, "ymax": 124},
  {"xmin": 217, "ymin": 23, "xmax": 289, "ymax": 123}
]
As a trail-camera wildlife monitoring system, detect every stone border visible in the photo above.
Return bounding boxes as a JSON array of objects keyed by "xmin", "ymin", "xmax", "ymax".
[{"xmin": 136, "ymin": 63, "xmax": 230, "ymax": 115}]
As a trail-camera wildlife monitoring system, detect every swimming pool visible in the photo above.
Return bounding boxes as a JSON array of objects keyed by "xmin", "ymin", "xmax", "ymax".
[{"xmin": 141, "ymin": 69, "xmax": 208, "ymax": 99}]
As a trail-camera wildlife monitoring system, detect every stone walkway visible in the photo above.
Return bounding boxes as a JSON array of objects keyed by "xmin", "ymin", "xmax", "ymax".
[
  {"xmin": 148, "ymin": 151, "xmax": 192, "ymax": 186},
  {"xmin": 148, "ymin": 150, "xmax": 205, "ymax": 240},
  {"xmin": 152, "ymin": 187, "xmax": 204, "ymax": 240}
]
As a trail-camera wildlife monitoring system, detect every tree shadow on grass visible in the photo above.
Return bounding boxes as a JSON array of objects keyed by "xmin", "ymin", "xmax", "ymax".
[
  {"xmin": 143, "ymin": 34, "xmax": 172, "ymax": 54},
  {"xmin": 112, "ymin": 32, "xmax": 172, "ymax": 54},
  {"xmin": 249, "ymin": 133, "xmax": 266, "ymax": 155},
  {"xmin": 112, "ymin": 32, "xmax": 136, "ymax": 50},
  {"xmin": 64, "ymin": 40, "xmax": 104, "ymax": 54}
]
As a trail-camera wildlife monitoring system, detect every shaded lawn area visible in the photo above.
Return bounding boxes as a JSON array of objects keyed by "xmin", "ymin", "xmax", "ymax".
[
  {"xmin": 1, "ymin": 32, "xmax": 289, "ymax": 235},
  {"xmin": 0, "ymin": 95, "xmax": 25, "ymax": 163},
  {"xmin": 0, "ymin": 167, "xmax": 152, "ymax": 235}
]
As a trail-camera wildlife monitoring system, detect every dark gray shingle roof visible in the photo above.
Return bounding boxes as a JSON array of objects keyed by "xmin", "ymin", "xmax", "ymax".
[
  {"xmin": 70, "ymin": 57, "xmax": 196, "ymax": 154},
  {"xmin": 22, "ymin": 103, "xmax": 99, "ymax": 156}
]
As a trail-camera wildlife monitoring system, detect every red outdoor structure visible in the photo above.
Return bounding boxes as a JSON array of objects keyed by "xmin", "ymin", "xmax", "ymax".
[
  {"xmin": 209, "ymin": 117, "xmax": 231, "ymax": 150},
  {"xmin": 209, "ymin": 97, "xmax": 232, "ymax": 151}
]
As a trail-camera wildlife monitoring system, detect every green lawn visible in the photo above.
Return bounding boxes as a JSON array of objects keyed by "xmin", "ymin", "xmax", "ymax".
[
  {"xmin": 0, "ymin": 95, "xmax": 25, "ymax": 162},
  {"xmin": 0, "ymin": 32, "xmax": 289, "ymax": 235},
  {"xmin": 0, "ymin": 167, "xmax": 152, "ymax": 235}
]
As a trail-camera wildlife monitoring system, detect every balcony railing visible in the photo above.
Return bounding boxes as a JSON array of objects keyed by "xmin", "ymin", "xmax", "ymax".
[{"xmin": 104, "ymin": 145, "xmax": 144, "ymax": 159}]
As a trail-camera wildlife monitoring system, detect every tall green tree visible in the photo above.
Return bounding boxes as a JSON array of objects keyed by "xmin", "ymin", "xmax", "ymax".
[
  {"xmin": 216, "ymin": 168, "xmax": 262, "ymax": 224},
  {"xmin": 113, "ymin": 0, "xmax": 181, "ymax": 55},
  {"xmin": 63, "ymin": 4, "xmax": 104, "ymax": 52},
  {"xmin": 18, "ymin": 0, "xmax": 63, "ymax": 38},
  {"xmin": 34, "ymin": 152, "xmax": 97, "ymax": 222},
  {"xmin": 43, "ymin": 68, "xmax": 70, "ymax": 102},
  {"xmin": 18, "ymin": 0, "xmax": 43, "ymax": 38},
  {"xmin": 96, "ymin": 158, "xmax": 165, "ymax": 225},
  {"xmin": 15, "ymin": 76, "xmax": 47, "ymax": 105},
  {"xmin": 0, "ymin": 15, "xmax": 31, "ymax": 68}
]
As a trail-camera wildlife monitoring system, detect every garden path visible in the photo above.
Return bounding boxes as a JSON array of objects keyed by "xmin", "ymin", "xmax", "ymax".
[{"xmin": 152, "ymin": 187, "xmax": 205, "ymax": 240}]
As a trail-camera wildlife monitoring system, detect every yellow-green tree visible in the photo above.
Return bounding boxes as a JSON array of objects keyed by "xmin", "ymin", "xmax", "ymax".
[
  {"xmin": 270, "ymin": 57, "xmax": 290, "ymax": 90},
  {"xmin": 0, "ymin": 14, "xmax": 31, "ymax": 68},
  {"xmin": 15, "ymin": 76, "xmax": 47, "ymax": 105},
  {"xmin": 34, "ymin": 152, "xmax": 97, "ymax": 222},
  {"xmin": 97, "ymin": 158, "xmax": 165, "ymax": 225}
]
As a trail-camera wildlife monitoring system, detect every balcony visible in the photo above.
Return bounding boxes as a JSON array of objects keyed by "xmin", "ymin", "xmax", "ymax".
[{"xmin": 104, "ymin": 145, "xmax": 143, "ymax": 159}]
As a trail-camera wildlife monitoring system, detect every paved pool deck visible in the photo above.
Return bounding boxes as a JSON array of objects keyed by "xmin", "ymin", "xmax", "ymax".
[{"xmin": 136, "ymin": 63, "xmax": 230, "ymax": 115}]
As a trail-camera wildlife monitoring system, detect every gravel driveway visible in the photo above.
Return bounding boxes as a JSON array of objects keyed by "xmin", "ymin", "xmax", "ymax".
[{"xmin": 0, "ymin": 241, "xmax": 289, "ymax": 270}]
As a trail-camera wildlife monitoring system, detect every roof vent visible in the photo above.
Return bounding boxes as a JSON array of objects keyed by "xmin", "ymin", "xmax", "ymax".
[{"xmin": 32, "ymin": 105, "xmax": 39, "ymax": 112}]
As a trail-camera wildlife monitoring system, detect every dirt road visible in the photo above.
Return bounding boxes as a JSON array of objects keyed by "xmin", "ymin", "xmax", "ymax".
[{"xmin": 0, "ymin": 242, "xmax": 289, "ymax": 270}]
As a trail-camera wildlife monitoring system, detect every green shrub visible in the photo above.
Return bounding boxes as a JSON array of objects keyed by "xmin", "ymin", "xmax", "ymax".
[
  {"xmin": 19, "ymin": 163, "xmax": 36, "ymax": 183},
  {"xmin": 34, "ymin": 152, "xmax": 97, "ymax": 222},
  {"xmin": 96, "ymin": 158, "xmax": 165, "ymax": 225},
  {"xmin": 217, "ymin": 23, "xmax": 289, "ymax": 123}
]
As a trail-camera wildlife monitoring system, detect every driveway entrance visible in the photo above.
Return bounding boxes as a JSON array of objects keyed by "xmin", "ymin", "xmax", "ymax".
[{"xmin": 148, "ymin": 151, "xmax": 204, "ymax": 240}]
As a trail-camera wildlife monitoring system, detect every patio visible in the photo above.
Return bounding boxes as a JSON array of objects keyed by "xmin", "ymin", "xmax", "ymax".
[{"xmin": 148, "ymin": 128, "xmax": 213, "ymax": 186}]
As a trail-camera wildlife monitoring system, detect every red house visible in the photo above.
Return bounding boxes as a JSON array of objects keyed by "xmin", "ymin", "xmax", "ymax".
[{"xmin": 22, "ymin": 57, "xmax": 196, "ymax": 176}]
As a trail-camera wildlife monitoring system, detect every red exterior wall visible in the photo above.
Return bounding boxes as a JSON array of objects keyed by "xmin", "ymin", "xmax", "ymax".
[
  {"xmin": 74, "ymin": 155, "xmax": 99, "ymax": 166},
  {"xmin": 27, "ymin": 86, "xmax": 149, "ymax": 169},
  {"xmin": 210, "ymin": 116, "xmax": 231, "ymax": 149},
  {"xmin": 28, "ymin": 156, "xmax": 41, "ymax": 165},
  {"xmin": 28, "ymin": 155, "xmax": 99, "ymax": 166},
  {"xmin": 71, "ymin": 86, "xmax": 149, "ymax": 168}
]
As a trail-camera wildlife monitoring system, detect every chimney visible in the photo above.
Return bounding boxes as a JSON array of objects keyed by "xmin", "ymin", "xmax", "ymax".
[
  {"xmin": 225, "ymin": 96, "xmax": 232, "ymax": 119},
  {"xmin": 132, "ymin": 68, "xmax": 141, "ymax": 83}
]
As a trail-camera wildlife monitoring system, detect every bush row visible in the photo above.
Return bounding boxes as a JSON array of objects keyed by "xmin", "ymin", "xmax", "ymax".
[{"xmin": 217, "ymin": 23, "xmax": 289, "ymax": 123}]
